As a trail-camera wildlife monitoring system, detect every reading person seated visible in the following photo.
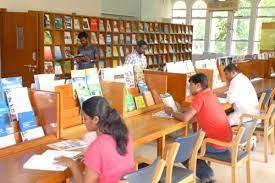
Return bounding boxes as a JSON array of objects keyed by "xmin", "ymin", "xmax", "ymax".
[
  {"xmin": 55, "ymin": 96, "xmax": 134, "ymax": 183},
  {"xmin": 75, "ymin": 31, "xmax": 98, "ymax": 69}
]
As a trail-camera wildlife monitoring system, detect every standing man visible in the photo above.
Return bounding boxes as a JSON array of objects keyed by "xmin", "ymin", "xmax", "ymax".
[
  {"xmin": 164, "ymin": 73, "xmax": 233, "ymax": 183},
  {"xmin": 75, "ymin": 31, "xmax": 98, "ymax": 69},
  {"xmin": 223, "ymin": 64, "xmax": 260, "ymax": 126},
  {"xmin": 124, "ymin": 40, "xmax": 148, "ymax": 69}
]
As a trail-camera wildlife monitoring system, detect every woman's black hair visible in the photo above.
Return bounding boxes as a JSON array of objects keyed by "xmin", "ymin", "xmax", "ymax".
[{"xmin": 82, "ymin": 96, "xmax": 129, "ymax": 155}]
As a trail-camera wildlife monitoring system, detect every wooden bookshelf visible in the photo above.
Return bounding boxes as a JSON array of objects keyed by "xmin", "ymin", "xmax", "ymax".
[
  {"xmin": 38, "ymin": 11, "xmax": 193, "ymax": 78},
  {"xmin": 0, "ymin": 89, "xmax": 60, "ymax": 158}
]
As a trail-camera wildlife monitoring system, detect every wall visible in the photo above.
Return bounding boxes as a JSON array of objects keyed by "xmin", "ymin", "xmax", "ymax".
[
  {"xmin": 0, "ymin": 0, "xmax": 101, "ymax": 16},
  {"xmin": 141, "ymin": 0, "xmax": 172, "ymax": 21}
]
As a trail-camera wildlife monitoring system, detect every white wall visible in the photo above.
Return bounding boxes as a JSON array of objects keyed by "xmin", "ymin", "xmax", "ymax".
[
  {"xmin": 0, "ymin": 0, "xmax": 101, "ymax": 16},
  {"xmin": 141, "ymin": 0, "xmax": 172, "ymax": 21}
]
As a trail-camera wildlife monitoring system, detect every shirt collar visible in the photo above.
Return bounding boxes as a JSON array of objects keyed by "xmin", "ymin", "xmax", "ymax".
[{"xmin": 194, "ymin": 88, "xmax": 210, "ymax": 96}]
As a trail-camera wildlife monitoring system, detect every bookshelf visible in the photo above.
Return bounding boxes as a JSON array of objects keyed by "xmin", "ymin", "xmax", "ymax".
[{"xmin": 38, "ymin": 11, "xmax": 193, "ymax": 78}]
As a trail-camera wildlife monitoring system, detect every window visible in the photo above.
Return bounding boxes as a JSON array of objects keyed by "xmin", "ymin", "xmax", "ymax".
[
  {"xmin": 210, "ymin": 11, "xmax": 228, "ymax": 53},
  {"xmin": 192, "ymin": 0, "xmax": 207, "ymax": 54},
  {"xmin": 172, "ymin": 1, "xmax": 187, "ymax": 24},
  {"xmin": 231, "ymin": 0, "xmax": 252, "ymax": 55},
  {"xmin": 254, "ymin": 0, "xmax": 275, "ymax": 53}
]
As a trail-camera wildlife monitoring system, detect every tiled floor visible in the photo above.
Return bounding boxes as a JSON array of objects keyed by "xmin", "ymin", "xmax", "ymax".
[{"xmin": 135, "ymin": 136, "xmax": 275, "ymax": 183}]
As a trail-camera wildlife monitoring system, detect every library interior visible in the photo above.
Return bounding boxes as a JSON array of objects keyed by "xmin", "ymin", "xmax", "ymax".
[{"xmin": 1, "ymin": 0, "xmax": 275, "ymax": 182}]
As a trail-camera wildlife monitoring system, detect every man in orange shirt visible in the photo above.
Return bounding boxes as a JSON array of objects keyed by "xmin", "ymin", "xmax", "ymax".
[{"xmin": 165, "ymin": 73, "xmax": 233, "ymax": 183}]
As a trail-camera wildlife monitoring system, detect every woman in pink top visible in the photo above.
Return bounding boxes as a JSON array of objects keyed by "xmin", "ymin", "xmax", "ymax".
[{"xmin": 55, "ymin": 96, "xmax": 134, "ymax": 183}]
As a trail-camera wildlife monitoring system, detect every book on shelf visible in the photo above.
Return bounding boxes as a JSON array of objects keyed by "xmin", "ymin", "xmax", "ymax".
[
  {"xmin": 125, "ymin": 22, "xmax": 131, "ymax": 33},
  {"xmin": 154, "ymin": 34, "xmax": 158, "ymax": 44},
  {"xmin": 98, "ymin": 60, "xmax": 105, "ymax": 68},
  {"xmin": 44, "ymin": 31, "xmax": 52, "ymax": 45},
  {"xmin": 149, "ymin": 23, "xmax": 154, "ymax": 32},
  {"xmin": 73, "ymin": 18, "xmax": 80, "ymax": 30},
  {"xmin": 113, "ymin": 20, "xmax": 119, "ymax": 32},
  {"xmin": 125, "ymin": 47, "xmax": 131, "ymax": 56},
  {"xmin": 106, "ymin": 20, "xmax": 111, "ymax": 32},
  {"xmin": 85, "ymin": 68, "xmax": 103, "ymax": 97},
  {"xmin": 54, "ymin": 46, "xmax": 63, "ymax": 60},
  {"xmin": 149, "ymin": 35, "xmax": 154, "ymax": 44},
  {"xmin": 64, "ymin": 46, "xmax": 73, "ymax": 59},
  {"xmin": 99, "ymin": 19, "xmax": 105, "ymax": 32},
  {"xmin": 63, "ymin": 61, "xmax": 72, "ymax": 74},
  {"xmin": 74, "ymin": 32, "xmax": 80, "ymax": 44},
  {"xmin": 119, "ymin": 59, "xmax": 124, "ymax": 66},
  {"xmin": 64, "ymin": 31, "xmax": 72, "ymax": 44},
  {"xmin": 18, "ymin": 111, "xmax": 45, "ymax": 142},
  {"xmin": 164, "ymin": 25, "xmax": 169, "ymax": 33},
  {"xmin": 125, "ymin": 94, "xmax": 136, "ymax": 112},
  {"xmin": 153, "ymin": 46, "xmax": 158, "ymax": 54},
  {"xmin": 0, "ymin": 102, "xmax": 13, "ymax": 137},
  {"xmin": 134, "ymin": 65, "xmax": 144, "ymax": 83},
  {"xmin": 119, "ymin": 46, "xmax": 124, "ymax": 57},
  {"xmin": 44, "ymin": 14, "xmax": 51, "ymax": 28},
  {"xmin": 54, "ymin": 61, "xmax": 63, "ymax": 74},
  {"xmin": 119, "ymin": 21, "xmax": 125, "ymax": 32},
  {"xmin": 106, "ymin": 34, "xmax": 112, "ymax": 46},
  {"xmin": 99, "ymin": 34, "xmax": 105, "ymax": 45},
  {"xmin": 44, "ymin": 61, "xmax": 54, "ymax": 74},
  {"xmin": 144, "ymin": 23, "xmax": 149, "ymax": 32},
  {"xmin": 132, "ymin": 22, "xmax": 138, "ymax": 32},
  {"xmin": 106, "ymin": 46, "xmax": 112, "ymax": 58},
  {"xmin": 132, "ymin": 34, "xmax": 137, "ymax": 45},
  {"xmin": 119, "ymin": 34, "xmax": 125, "ymax": 44},
  {"xmin": 83, "ymin": 18, "xmax": 90, "ymax": 30},
  {"xmin": 138, "ymin": 22, "xmax": 144, "ymax": 32},
  {"xmin": 55, "ymin": 17, "xmax": 63, "ymax": 29},
  {"xmin": 134, "ymin": 95, "xmax": 146, "ymax": 109},
  {"xmin": 71, "ymin": 70, "xmax": 90, "ymax": 106},
  {"xmin": 113, "ymin": 59, "xmax": 118, "ymax": 67},
  {"xmin": 124, "ymin": 65, "xmax": 135, "ymax": 88},
  {"xmin": 137, "ymin": 80, "xmax": 148, "ymax": 93},
  {"xmin": 113, "ymin": 35, "xmax": 119, "ymax": 45},
  {"xmin": 154, "ymin": 23, "xmax": 159, "ymax": 32},
  {"xmin": 34, "ymin": 74, "xmax": 56, "ymax": 91},
  {"xmin": 143, "ymin": 91, "xmax": 155, "ymax": 106},
  {"xmin": 44, "ymin": 46, "xmax": 53, "ymax": 61},
  {"xmin": 160, "ymin": 93, "xmax": 178, "ymax": 112},
  {"xmin": 125, "ymin": 35, "xmax": 131, "ymax": 45},
  {"xmin": 153, "ymin": 56, "xmax": 158, "ymax": 65},
  {"xmin": 1, "ymin": 77, "xmax": 23, "ymax": 101},
  {"xmin": 148, "ymin": 56, "xmax": 153, "ymax": 66},
  {"xmin": 144, "ymin": 35, "xmax": 148, "ymax": 44},
  {"xmin": 64, "ymin": 16, "xmax": 72, "ymax": 29},
  {"xmin": 99, "ymin": 47, "xmax": 105, "ymax": 59},
  {"xmin": 90, "ymin": 18, "xmax": 98, "ymax": 32},
  {"xmin": 113, "ymin": 46, "xmax": 119, "ymax": 57},
  {"xmin": 91, "ymin": 32, "xmax": 98, "ymax": 44}
]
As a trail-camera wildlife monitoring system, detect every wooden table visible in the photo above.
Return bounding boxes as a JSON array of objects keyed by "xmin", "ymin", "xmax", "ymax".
[{"xmin": 0, "ymin": 109, "xmax": 187, "ymax": 183}]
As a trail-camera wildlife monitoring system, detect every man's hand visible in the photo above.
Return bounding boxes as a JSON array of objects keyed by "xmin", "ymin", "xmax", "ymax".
[
  {"xmin": 164, "ymin": 106, "xmax": 174, "ymax": 116},
  {"xmin": 175, "ymin": 102, "xmax": 182, "ymax": 112}
]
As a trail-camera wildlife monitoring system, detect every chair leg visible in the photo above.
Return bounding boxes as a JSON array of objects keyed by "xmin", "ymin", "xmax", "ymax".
[
  {"xmin": 271, "ymin": 129, "xmax": 275, "ymax": 155},
  {"xmin": 232, "ymin": 166, "xmax": 238, "ymax": 183},
  {"xmin": 264, "ymin": 133, "xmax": 268, "ymax": 163},
  {"xmin": 246, "ymin": 160, "xmax": 251, "ymax": 183}
]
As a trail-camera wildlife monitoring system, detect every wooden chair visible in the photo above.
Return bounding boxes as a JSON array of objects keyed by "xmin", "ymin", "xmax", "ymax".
[
  {"xmin": 241, "ymin": 104, "xmax": 275, "ymax": 162},
  {"xmin": 161, "ymin": 131, "xmax": 205, "ymax": 183},
  {"xmin": 260, "ymin": 88, "xmax": 275, "ymax": 113},
  {"xmin": 199, "ymin": 119, "xmax": 257, "ymax": 183},
  {"xmin": 122, "ymin": 158, "xmax": 166, "ymax": 183}
]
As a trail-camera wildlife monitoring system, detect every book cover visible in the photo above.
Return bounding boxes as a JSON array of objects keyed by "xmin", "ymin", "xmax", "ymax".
[
  {"xmin": 144, "ymin": 34, "xmax": 148, "ymax": 44},
  {"xmin": 134, "ymin": 95, "xmax": 146, "ymax": 109},
  {"xmin": 134, "ymin": 65, "xmax": 145, "ymax": 83},
  {"xmin": 64, "ymin": 31, "xmax": 72, "ymax": 44},
  {"xmin": 149, "ymin": 35, "xmax": 154, "ymax": 44},
  {"xmin": 106, "ymin": 34, "xmax": 112, "ymax": 46},
  {"xmin": 149, "ymin": 23, "xmax": 154, "ymax": 32},
  {"xmin": 44, "ymin": 61, "xmax": 54, "ymax": 74},
  {"xmin": 44, "ymin": 31, "xmax": 53, "ymax": 45},
  {"xmin": 164, "ymin": 25, "xmax": 169, "ymax": 33},
  {"xmin": 21, "ymin": 126, "xmax": 45, "ymax": 142},
  {"xmin": 85, "ymin": 68, "xmax": 103, "ymax": 97},
  {"xmin": 137, "ymin": 81, "xmax": 148, "ymax": 93},
  {"xmin": 119, "ymin": 34, "xmax": 125, "ymax": 45},
  {"xmin": 132, "ymin": 34, "xmax": 137, "ymax": 45},
  {"xmin": 113, "ymin": 35, "xmax": 119, "ymax": 45},
  {"xmin": 138, "ymin": 22, "xmax": 144, "ymax": 32},
  {"xmin": 113, "ymin": 59, "xmax": 118, "ymax": 68},
  {"xmin": 99, "ymin": 19, "xmax": 105, "ymax": 32},
  {"xmin": 153, "ymin": 46, "xmax": 158, "ymax": 54},
  {"xmin": 1, "ymin": 77, "xmax": 23, "ymax": 100},
  {"xmin": 106, "ymin": 20, "xmax": 111, "ymax": 32},
  {"xmin": 155, "ymin": 23, "xmax": 159, "ymax": 32},
  {"xmin": 55, "ymin": 17, "xmax": 63, "ymax": 29},
  {"xmin": 90, "ymin": 18, "xmax": 98, "ymax": 31},
  {"xmin": 18, "ymin": 111, "xmax": 37, "ymax": 132},
  {"xmin": 74, "ymin": 18, "xmax": 80, "ymax": 30},
  {"xmin": 119, "ymin": 46, "xmax": 124, "ymax": 57},
  {"xmin": 126, "ymin": 35, "xmax": 131, "ymax": 45},
  {"xmin": 83, "ymin": 18, "xmax": 90, "ymax": 30},
  {"xmin": 44, "ymin": 14, "xmax": 51, "ymax": 28},
  {"xmin": 123, "ymin": 65, "xmax": 135, "ymax": 88},
  {"xmin": 54, "ymin": 46, "xmax": 63, "ymax": 60},
  {"xmin": 151, "ymin": 89, "xmax": 163, "ymax": 104},
  {"xmin": 144, "ymin": 23, "xmax": 149, "ymax": 32},
  {"xmin": 125, "ymin": 94, "xmax": 136, "ymax": 112},
  {"xmin": 143, "ymin": 91, "xmax": 155, "ymax": 106},
  {"xmin": 148, "ymin": 56, "xmax": 153, "ymax": 66},
  {"xmin": 113, "ymin": 20, "xmax": 119, "ymax": 32},
  {"xmin": 125, "ymin": 22, "xmax": 131, "ymax": 33},
  {"xmin": 0, "ymin": 103, "xmax": 13, "ymax": 136},
  {"xmin": 106, "ymin": 46, "xmax": 112, "ymax": 58},
  {"xmin": 91, "ymin": 32, "xmax": 98, "ymax": 44},
  {"xmin": 99, "ymin": 47, "xmax": 105, "ymax": 59},
  {"xmin": 74, "ymin": 32, "xmax": 80, "ymax": 45},
  {"xmin": 63, "ymin": 61, "xmax": 72, "ymax": 74},
  {"xmin": 64, "ymin": 46, "xmax": 73, "ymax": 59},
  {"xmin": 154, "ymin": 34, "xmax": 158, "ymax": 44},
  {"xmin": 160, "ymin": 93, "xmax": 178, "ymax": 112},
  {"xmin": 113, "ymin": 46, "xmax": 119, "ymax": 57},
  {"xmin": 0, "ymin": 133, "xmax": 16, "ymax": 148},
  {"xmin": 119, "ymin": 21, "xmax": 125, "ymax": 32},
  {"xmin": 44, "ymin": 46, "xmax": 53, "ymax": 61},
  {"xmin": 132, "ymin": 22, "xmax": 138, "ymax": 32},
  {"xmin": 99, "ymin": 34, "xmax": 105, "ymax": 45},
  {"xmin": 64, "ymin": 16, "xmax": 72, "ymax": 29},
  {"xmin": 54, "ymin": 61, "xmax": 63, "ymax": 74},
  {"xmin": 153, "ymin": 56, "xmax": 158, "ymax": 65},
  {"xmin": 34, "ymin": 74, "xmax": 55, "ymax": 91}
]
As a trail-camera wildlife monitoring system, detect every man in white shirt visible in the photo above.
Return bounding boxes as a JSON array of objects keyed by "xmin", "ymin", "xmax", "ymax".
[
  {"xmin": 224, "ymin": 64, "xmax": 260, "ymax": 126},
  {"xmin": 124, "ymin": 40, "xmax": 147, "ymax": 69}
]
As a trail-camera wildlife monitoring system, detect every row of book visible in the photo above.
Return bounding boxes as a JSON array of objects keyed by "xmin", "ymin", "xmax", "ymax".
[
  {"xmin": 44, "ymin": 61, "xmax": 72, "ymax": 75},
  {"xmin": 44, "ymin": 14, "xmax": 193, "ymax": 34},
  {"xmin": 44, "ymin": 31, "xmax": 80, "ymax": 45},
  {"xmin": 0, "ymin": 77, "xmax": 45, "ymax": 148},
  {"xmin": 44, "ymin": 46, "xmax": 73, "ymax": 61}
]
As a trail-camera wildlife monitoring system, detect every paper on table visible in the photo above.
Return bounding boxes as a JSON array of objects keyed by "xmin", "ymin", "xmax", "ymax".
[
  {"xmin": 218, "ymin": 97, "xmax": 227, "ymax": 104},
  {"xmin": 47, "ymin": 139, "xmax": 88, "ymax": 151},
  {"xmin": 152, "ymin": 110, "xmax": 173, "ymax": 119}
]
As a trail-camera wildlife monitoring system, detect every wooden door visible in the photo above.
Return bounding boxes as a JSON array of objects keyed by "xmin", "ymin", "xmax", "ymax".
[{"xmin": 1, "ymin": 12, "xmax": 38, "ymax": 87}]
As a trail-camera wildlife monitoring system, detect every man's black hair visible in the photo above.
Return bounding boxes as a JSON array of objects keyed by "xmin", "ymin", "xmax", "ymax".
[
  {"xmin": 223, "ymin": 63, "xmax": 240, "ymax": 73},
  {"xmin": 188, "ymin": 73, "xmax": 208, "ymax": 89},
  {"xmin": 78, "ymin": 31, "xmax": 89, "ymax": 39},
  {"xmin": 137, "ymin": 40, "xmax": 147, "ymax": 47}
]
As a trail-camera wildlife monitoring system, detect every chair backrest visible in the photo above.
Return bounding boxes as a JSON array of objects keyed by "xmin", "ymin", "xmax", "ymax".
[
  {"xmin": 259, "ymin": 92, "xmax": 266, "ymax": 108},
  {"xmin": 164, "ymin": 142, "xmax": 180, "ymax": 183},
  {"xmin": 264, "ymin": 104, "xmax": 275, "ymax": 129},
  {"xmin": 122, "ymin": 158, "xmax": 166, "ymax": 183},
  {"xmin": 261, "ymin": 89, "xmax": 275, "ymax": 111},
  {"xmin": 239, "ymin": 119, "xmax": 258, "ymax": 145}
]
